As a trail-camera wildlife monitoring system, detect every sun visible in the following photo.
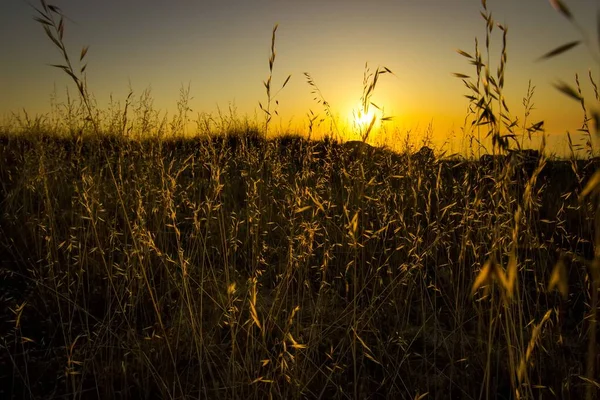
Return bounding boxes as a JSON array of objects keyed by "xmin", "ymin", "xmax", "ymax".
[
  {"xmin": 349, "ymin": 107, "xmax": 377, "ymax": 131},
  {"xmin": 344, "ymin": 102, "xmax": 387, "ymax": 141},
  {"xmin": 355, "ymin": 109, "xmax": 376, "ymax": 127}
]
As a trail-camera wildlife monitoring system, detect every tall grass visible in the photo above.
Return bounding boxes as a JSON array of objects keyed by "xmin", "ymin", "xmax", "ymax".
[
  {"xmin": 0, "ymin": 0, "xmax": 599, "ymax": 399},
  {"xmin": 534, "ymin": 2, "xmax": 600, "ymax": 399}
]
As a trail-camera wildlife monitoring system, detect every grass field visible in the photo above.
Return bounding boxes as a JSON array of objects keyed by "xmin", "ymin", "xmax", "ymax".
[{"xmin": 1, "ymin": 0, "xmax": 600, "ymax": 399}]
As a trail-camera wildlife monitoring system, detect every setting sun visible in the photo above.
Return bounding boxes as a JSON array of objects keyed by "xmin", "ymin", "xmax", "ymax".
[
  {"xmin": 345, "ymin": 104, "xmax": 386, "ymax": 141},
  {"xmin": 354, "ymin": 108, "xmax": 376, "ymax": 128}
]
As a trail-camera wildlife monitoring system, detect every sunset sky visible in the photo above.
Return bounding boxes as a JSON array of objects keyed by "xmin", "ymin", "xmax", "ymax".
[{"xmin": 2, "ymin": 0, "xmax": 599, "ymax": 155}]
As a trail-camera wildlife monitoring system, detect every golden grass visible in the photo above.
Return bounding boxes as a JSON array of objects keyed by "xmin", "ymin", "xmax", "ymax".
[{"xmin": 1, "ymin": 0, "xmax": 599, "ymax": 399}]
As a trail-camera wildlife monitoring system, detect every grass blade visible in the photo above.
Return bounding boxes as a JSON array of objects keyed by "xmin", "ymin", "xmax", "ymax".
[
  {"xmin": 47, "ymin": 4, "xmax": 62, "ymax": 14},
  {"xmin": 34, "ymin": 16, "xmax": 52, "ymax": 26},
  {"xmin": 281, "ymin": 74, "xmax": 291, "ymax": 89},
  {"xmin": 453, "ymin": 72, "xmax": 470, "ymax": 79},
  {"xmin": 553, "ymin": 80, "xmax": 583, "ymax": 101},
  {"xmin": 456, "ymin": 49, "xmax": 473, "ymax": 59},
  {"xmin": 549, "ymin": 0, "xmax": 574, "ymax": 20},
  {"xmin": 537, "ymin": 40, "xmax": 581, "ymax": 61},
  {"xmin": 80, "ymin": 46, "xmax": 89, "ymax": 62},
  {"xmin": 580, "ymin": 170, "xmax": 600, "ymax": 198}
]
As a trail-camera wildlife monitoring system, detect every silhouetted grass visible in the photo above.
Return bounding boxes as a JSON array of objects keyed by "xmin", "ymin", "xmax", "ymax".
[{"xmin": 1, "ymin": 0, "xmax": 599, "ymax": 399}]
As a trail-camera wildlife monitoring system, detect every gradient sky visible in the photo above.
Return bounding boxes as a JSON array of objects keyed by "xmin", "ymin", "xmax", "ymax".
[{"xmin": 2, "ymin": 0, "xmax": 599, "ymax": 155}]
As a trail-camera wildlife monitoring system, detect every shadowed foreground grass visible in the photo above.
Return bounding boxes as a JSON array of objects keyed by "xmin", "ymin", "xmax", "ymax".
[
  {"xmin": 0, "ymin": 129, "xmax": 598, "ymax": 399},
  {"xmin": 2, "ymin": 0, "xmax": 600, "ymax": 398}
]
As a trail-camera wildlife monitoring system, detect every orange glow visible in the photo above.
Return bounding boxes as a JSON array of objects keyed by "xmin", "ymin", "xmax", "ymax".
[
  {"xmin": 2, "ymin": 0, "xmax": 598, "ymax": 157},
  {"xmin": 343, "ymin": 103, "xmax": 387, "ymax": 142},
  {"xmin": 354, "ymin": 108, "xmax": 376, "ymax": 128}
]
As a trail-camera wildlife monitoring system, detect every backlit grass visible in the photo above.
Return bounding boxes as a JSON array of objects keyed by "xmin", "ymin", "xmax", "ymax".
[{"xmin": 1, "ymin": 0, "xmax": 599, "ymax": 399}]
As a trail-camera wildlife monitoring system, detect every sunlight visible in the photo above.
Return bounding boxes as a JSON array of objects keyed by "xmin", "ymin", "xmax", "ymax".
[
  {"xmin": 348, "ymin": 106, "xmax": 379, "ymax": 133},
  {"xmin": 344, "ymin": 104, "xmax": 385, "ymax": 142},
  {"xmin": 355, "ymin": 108, "xmax": 376, "ymax": 128}
]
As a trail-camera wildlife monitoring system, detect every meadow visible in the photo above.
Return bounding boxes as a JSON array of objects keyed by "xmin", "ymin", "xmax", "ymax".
[{"xmin": 1, "ymin": 1, "xmax": 600, "ymax": 399}]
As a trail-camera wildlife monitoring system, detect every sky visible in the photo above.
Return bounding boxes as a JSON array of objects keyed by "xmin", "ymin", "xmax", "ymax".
[{"xmin": 2, "ymin": 0, "xmax": 600, "ymax": 155}]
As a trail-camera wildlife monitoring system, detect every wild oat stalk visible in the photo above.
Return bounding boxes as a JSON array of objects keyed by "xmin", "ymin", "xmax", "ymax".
[
  {"xmin": 259, "ymin": 24, "xmax": 291, "ymax": 138},
  {"xmin": 462, "ymin": 1, "xmax": 550, "ymax": 398},
  {"xmin": 30, "ymin": 3, "xmax": 188, "ymax": 397},
  {"xmin": 356, "ymin": 63, "xmax": 395, "ymax": 143},
  {"xmin": 32, "ymin": 0, "xmax": 98, "ymax": 139},
  {"xmin": 304, "ymin": 63, "xmax": 394, "ymax": 144},
  {"xmin": 453, "ymin": 0, "xmax": 526, "ymax": 156},
  {"xmin": 304, "ymin": 72, "xmax": 340, "ymax": 140},
  {"xmin": 8, "ymin": 0, "xmax": 597, "ymax": 398},
  {"xmin": 540, "ymin": 2, "xmax": 600, "ymax": 398}
]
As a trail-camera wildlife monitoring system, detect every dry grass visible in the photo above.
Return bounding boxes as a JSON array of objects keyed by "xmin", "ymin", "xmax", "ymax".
[{"xmin": 1, "ymin": 0, "xmax": 599, "ymax": 399}]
